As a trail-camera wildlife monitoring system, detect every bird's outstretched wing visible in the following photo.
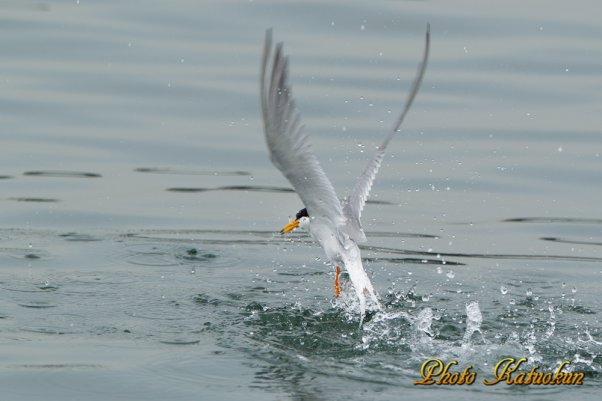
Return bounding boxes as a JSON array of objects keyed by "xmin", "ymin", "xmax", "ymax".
[
  {"xmin": 261, "ymin": 29, "xmax": 345, "ymax": 226},
  {"xmin": 343, "ymin": 25, "xmax": 430, "ymax": 242}
]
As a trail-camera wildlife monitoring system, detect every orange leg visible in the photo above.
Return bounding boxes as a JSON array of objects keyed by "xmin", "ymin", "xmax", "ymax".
[{"xmin": 334, "ymin": 266, "xmax": 341, "ymax": 298}]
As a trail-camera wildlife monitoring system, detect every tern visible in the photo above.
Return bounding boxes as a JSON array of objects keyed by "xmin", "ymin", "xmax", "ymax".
[{"xmin": 260, "ymin": 26, "xmax": 430, "ymax": 317}]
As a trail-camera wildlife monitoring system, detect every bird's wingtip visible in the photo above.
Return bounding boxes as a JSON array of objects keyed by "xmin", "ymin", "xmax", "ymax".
[{"xmin": 264, "ymin": 28, "xmax": 273, "ymax": 49}]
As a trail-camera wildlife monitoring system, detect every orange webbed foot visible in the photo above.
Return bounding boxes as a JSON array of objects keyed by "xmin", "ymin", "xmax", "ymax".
[{"xmin": 334, "ymin": 265, "xmax": 341, "ymax": 298}]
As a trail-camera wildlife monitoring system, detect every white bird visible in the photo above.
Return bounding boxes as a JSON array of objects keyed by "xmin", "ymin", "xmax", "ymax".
[{"xmin": 260, "ymin": 26, "xmax": 430, "ymax": 318}]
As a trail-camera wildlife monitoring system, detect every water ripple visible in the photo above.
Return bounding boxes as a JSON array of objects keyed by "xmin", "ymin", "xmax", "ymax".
[
  {"xmin": 8, "ymin": 197, "xmax": 59, "ymax": 202},
  {"xmin": 23, "ymin": 170, "xmax": 102, "ymax": 178},
  {"xmin": 135, "ymin": 167, "xmax": 251, "ymax": 176},
  {"xmin": 365, "ymin": 245, "xmax": 602, "ymax": 263},
  {"xmin": 505, "ymin": 217, "xmax": 602, "ymax": 224},
  {"xmin": 541, "ymin": 237, "xmax": 602, "ymax": 247},
  {"xmin": 166, "ymin": 185, "xmax": 294, "ymax": 193}
]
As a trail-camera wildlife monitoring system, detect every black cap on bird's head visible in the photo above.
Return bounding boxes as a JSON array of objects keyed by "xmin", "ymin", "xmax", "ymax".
[
  {"xmin": 281, "ymin": 207, "xmax": 309, "ymax": 234},
  {"xmin": 295, "ymin": 208, "xmax": 308, "ymax": 220}
]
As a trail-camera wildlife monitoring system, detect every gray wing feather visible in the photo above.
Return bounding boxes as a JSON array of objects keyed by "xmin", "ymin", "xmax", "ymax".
[
  {"xmin": 261, "ymin": 30, "xmax": 345, "ymax": 226},
  {"xmin": 343, "ymin": 25, "xmax": 431, "ymax": 242}
]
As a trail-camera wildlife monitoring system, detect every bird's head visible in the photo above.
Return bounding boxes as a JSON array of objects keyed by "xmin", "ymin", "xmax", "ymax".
[{"xmin": 280, "ymin": 207, "xmax": 310, "ymax": 234}]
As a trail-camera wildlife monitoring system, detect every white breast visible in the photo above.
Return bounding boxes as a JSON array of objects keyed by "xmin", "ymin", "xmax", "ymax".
[{"xmin": 308, "ymin": 218, "xmax": 345, "ymax": 265}]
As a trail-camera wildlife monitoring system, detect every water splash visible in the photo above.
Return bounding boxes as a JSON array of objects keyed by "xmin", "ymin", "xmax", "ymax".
[
  {"xmin": 462, "ymin": 301, "xmax": 483, "ymax": 344},
  {"xmin": 416, "ymin": 307, "xmax": 434, "ymax": 337},
  {"xmin": 545, "ymin": 304, "xmax": 556, "ymax": 338}
]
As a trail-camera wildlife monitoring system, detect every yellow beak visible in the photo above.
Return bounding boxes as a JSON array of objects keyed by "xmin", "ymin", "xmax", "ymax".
[{"xmin": 280, "ymin": 219, "xmax": 300, "ymax": 234}]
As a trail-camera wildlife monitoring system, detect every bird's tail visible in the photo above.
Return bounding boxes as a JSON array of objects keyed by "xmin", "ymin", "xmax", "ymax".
[{"xmin": 343, "ymin": 255, "xmax": 381, "ymax": 319}]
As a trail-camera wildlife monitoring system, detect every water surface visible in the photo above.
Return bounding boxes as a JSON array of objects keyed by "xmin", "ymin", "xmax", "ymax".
[{"xmin": 1, "ymin": 0, "xmax": 601, "ymax": 400}]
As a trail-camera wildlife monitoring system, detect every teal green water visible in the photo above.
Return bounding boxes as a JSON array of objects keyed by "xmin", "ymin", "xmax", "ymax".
[{"xmin": 1, "ymin": 1, "xmax": 601, "ymax": 400}]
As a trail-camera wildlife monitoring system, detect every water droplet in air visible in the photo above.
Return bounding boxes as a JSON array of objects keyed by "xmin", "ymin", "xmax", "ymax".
[{"xmin": 526, "ymin": 288, "xmax": 533, "ymax": 297}]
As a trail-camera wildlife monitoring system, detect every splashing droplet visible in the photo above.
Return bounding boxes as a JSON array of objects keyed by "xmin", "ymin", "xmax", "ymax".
[
  {"xmin": 416, "ymin": 307, "xmax": 434, "ymax": 336},
  {"xmin": 463, "ymin": 301, "xmax": 482, "ymax": 343}
]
